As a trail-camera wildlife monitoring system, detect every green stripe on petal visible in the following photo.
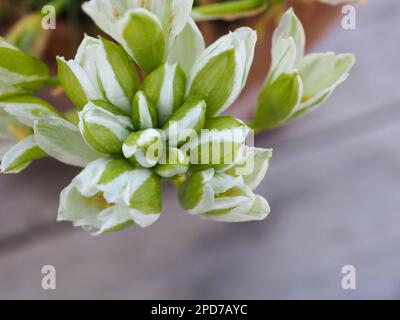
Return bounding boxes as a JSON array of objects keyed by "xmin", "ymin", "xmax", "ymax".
[
  {"xmin": 143, "ymin": 62, "xmax": 186, "ymax": 125},
  {"xmin": 178, "ymin": 168, "xmax": 215, "ymax": 214},
  {"xmin": 255, "ymin": 72, "xmax": 303, "ymax": 130},
  {"xmin": 127, "ymin": 170, "xmax": 162, "ymax": 214},
  {"xmin": 186, "ymin": 27, "xmax": 256, "ymax": 117},
  {"xmin": 79, "ymin": 102, "xmax": 132, "ymax": 154},
  {"xmin": 132, "ymin": 91, "xmax": 158, "ymax": 130},
  {"xmin": 57, "ymin": 56, "xmax": 90, "ymax": 110},
  {"xmin": 120, "ymin": 8, "xmax": 166, "ymax": 74},
  {"xmin": 0, "ymin": 37, "xmax": 49, "ymax": 91},
  {"xmin": 97, "ymin": 37, "xmax": 140, "ymax": 114},
  {"xmin": 162, "ymin": 99, "xmax": 206, "ymax": 147},
  {"xmin": 1, "ymin": 135, "xmax": 45, "ymax": 173}
]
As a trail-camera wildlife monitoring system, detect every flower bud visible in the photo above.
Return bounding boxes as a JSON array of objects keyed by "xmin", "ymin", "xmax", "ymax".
[
  {"xmin": 182, "ymin": 116, "xmax": 249, "ymax": 171},
  {"xmin": 143, "ymin": 63, "xmax": 186, "ymax": 125},
  {"xmin": 79, "ymin": 101, "xmax": 133, "ymax": 154},
  {"xmin": 58, "ymin": 157, "xmax": 162, "ymax": 235},
  {"xmin": 57, "ymin": 35, "xmax": 139, "ymax": 111},
  {"xmin": 122, "ymin": 129, "xmax": 163, "ymax": 168},
  {"xmin": 255, "ymin": 8, "xmax": 355, "ymax": 129},
  {"xmin": 186, "ymin": 27, "xmax": 256, "ymax": 117},
  {"xmin": 178, "ymin": 168, "xmax": 270, "ymax": 222},
  {"xmin": 82, "ymin": 0, "xmax": 194, "ymax": 71}
]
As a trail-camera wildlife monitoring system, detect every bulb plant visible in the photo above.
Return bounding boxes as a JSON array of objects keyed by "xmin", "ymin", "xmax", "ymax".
[{"xmin": 0, "ymin": 0, "xmax": 355, "ymax": 235}]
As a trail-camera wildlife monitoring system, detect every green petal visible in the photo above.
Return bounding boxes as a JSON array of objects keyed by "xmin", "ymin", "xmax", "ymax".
[
  {"xmin": 0, "ymin": 36, "xmax": 49, "ymax": 91},
  {"xmin": 57, "ymin": 56, "xmax": 89, "ymax": 110},
  {"xmin": 255, "ymin": 71, "xmax": 303, "ymax": 129},
  {"xmin": 120, "ymin": 8, "xmax": 166, "ymax": 73},
  {"xmin": 178, "ymin": 169, "xmax": 215, "ymax": 214},
  {"xmin": 131, "ymin": 91, "xmax": 158, "ymax": 130},
  {"xmin": 162, "ymin": 99, "xmax": 206, "ymax": 147},
  {"xmin": 97, "ymin": 36, "xmax": 140, "ymax": 114},
  {"xmin": 143, "ymin": 62, "xmax": 186, "ymax": 125},
  {"xmin": 79, "ymin": 102, "xmax": 133, "ymax": 154}
]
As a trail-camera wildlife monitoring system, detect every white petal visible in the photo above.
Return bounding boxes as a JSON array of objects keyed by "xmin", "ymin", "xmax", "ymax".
[{"xmin": 34, "ymin": 116, "xmax": 103, "ymax": 168}]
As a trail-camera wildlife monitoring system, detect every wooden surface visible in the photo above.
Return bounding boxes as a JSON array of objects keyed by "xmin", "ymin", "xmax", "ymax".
[{"xmin": 0, "ymin": 0, "xmax": 399, "ymax": 299}]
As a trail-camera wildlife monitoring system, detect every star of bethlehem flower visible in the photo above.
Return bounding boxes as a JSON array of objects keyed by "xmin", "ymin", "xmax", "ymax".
[{"xmin": 0, "ymin": 1, "xmax": 355, "ymax": 236}]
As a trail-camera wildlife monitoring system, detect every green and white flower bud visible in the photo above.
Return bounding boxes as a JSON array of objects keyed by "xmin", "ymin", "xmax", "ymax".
[
  {"xmin": 58, "ymin": 157, "xmax": 162, "ymax": 235},
  {"xmin": 154, "ymin": 147, "xmax": 189, "ymax": 178},
  {"xmin": 131, "ymin": 91, "xmax": 158, "ymax": 130},
  {"xmin": 0, "ymin": 96, "xmax": 60, "ymax": 173},
  {"xmin": 57, "ymin": 35, "xmax": 139, "ymax": 111},
  {"xmin": 0, "ymin": 37, "xmax": 49, "ymax": 96},
  {"xmin": 162, "ymin": 99, "xmax": 206, "ymax": 147},
  {"xmin": 122, "ymin": 129, "xmax": 163, "ymax": 168},
  {"xmin": 182, "ymin": 116, "xmax": 249, "ymax": 171},
  {"xmin": 82, "ymin": 0, "xmax": 194, "ymax": 60},
  {"xmin": 79, "ymin": 101, "xmax": 133, "ymax": 155},
  {"xmin": 186, "ymin": 27, "xmax": 256, "ymax": 117},
  {"xmin": 178, "ymin": 168, "xmax": 270, "ymax": 222},
  {"xmin": 255, "ymin": 8, "xmax": 355, "ymax": 129},
  {"xmin": 143, "ymin": 63, "xmax": 186, "ymax": 125}
]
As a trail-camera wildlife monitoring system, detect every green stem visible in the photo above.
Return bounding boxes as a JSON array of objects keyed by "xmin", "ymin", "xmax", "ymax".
[
  {"xmin": 43, "ymin": 76, "xmax": 60, "ymax": 87},
  {"xmin": 193, "ymin": 0, "xmax": 267, "ymax": 16}
]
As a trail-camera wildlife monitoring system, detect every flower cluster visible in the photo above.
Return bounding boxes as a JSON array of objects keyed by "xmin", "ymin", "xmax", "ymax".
[{"xmin": 0, "ymin": 0, "xmax": 354, "ymax": 235}]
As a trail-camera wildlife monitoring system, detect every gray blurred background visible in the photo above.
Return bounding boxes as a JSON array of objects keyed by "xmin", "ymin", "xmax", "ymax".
[{"xmin": 0, "ymin": 0, "xmax": 399, "ymax": 299}]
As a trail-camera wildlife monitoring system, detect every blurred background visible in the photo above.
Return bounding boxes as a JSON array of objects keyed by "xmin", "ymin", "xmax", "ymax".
[{"xmin": 0, "ymin": 0, "xmax": 400, "ymax": 299}]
